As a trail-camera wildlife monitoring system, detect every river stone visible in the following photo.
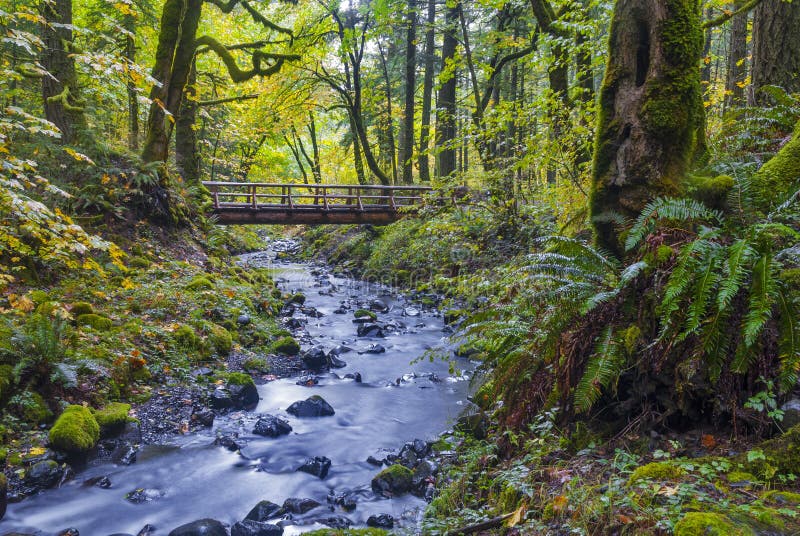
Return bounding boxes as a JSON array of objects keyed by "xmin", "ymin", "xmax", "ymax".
[
  {"xmin": 297, "ymin": 456, "xmax": 331, "ymax": 479},
  {"xmin": 364, "ymin": 343, "xmax": 386, "ymax": 354},
  {"xmin": 231, "ymin": 520, "xmax": 283, "ymax": 536},
  {"xmin": 209, "ymin": 388, "xmax": 234, "ymax": 410},
  {"xmin": 301, "ymin": 347, "xmax": 328, "ymax": 370},
  {"xmin": 83, "ymin": 475, "xmax": 112, "ymax": 488},
  {"xmin": 328, "ymin": 353, "xmax": 347, "ymax": 368},
  {"xmin": 371, "ymin": 464, "xmax": 413, "ymax": 497},
  {"xmin": 215, "ymin": 433, "xmax": 241, "ymax": 451},
  {"xmin": 26, "ymin": 460, "xmax": 63, "ymax": 489},
  {"xmin": 403, "ymin": 307, "xmax": 420, "ymax": 317},
  {"xmin": 137, "ymin": 525, "xmax": 156, "ymax": 536},
  {"xmin": 168, "ymin": 519, "xmax": 227, "ymax": 536},
  {"xmin": 367, "ymin": 514, "xmax": 394, "ymax": 529},
  {"xmin": 329, "ymin": 345, "xmax": 353, "ymax": 356},
  {"xmin": 192, "ymin": 408, "xmax": 215, "ymax": 427},
  {"xmin": 253, "ymin": 415, "xmax": 292, "ymax": 438},
  {"xmin": 125, "ymin": 488, "xmax": 165, "ymax": 503},
  {"xmin": 244, "ymin": 500, "xmax": 283, "ymax": 521},
  {"xmin": 57, "ymin": 529, "xmax": 79, "ymax": 536},
  {"xmin": 112, "ymin": 443, "xmax": 138, "ymax": 465},
  {"xmin": 282, "ymin": 497, "xmax": 321, "ymax": 514},
  {"xmin": 283, "ymin": 318, "xmax": 306, "ymax": 330},
  {"xmin": 286, "ymin": 395, "xmax": 335, "ymax": 417},
  {"xmin": 228, "ymin": 382, "xmax": 259, "ymax": 410},
  {"xmin": 237, "ymin": 314, "xmax": 251, "ymax": 326},
  {"xmin": 318, "ymin": 515, "xmax": 352, "ymax": 529},
  {"xmin": 357, "ymin": 323, "xmax": 385, "ymax": 338},
  {"xmin": 369, "ymin": 300, "xmax": 389, "ymax": 313}
]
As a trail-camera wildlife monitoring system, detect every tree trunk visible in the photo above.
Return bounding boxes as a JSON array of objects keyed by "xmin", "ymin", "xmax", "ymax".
[
  {"xmin": 40, "ymin": 0, "xmax": 89, "ymax": 145},
  {"xmin": 752, "ymin": 119, "xmax": 800, "ymax": 209},
  {"xmin": 590, "ymin": 0, "xmax": 706, "ymax": 257},
  {"xmin": 398, "ymin": 0, "xmax": 417, "ymax": 184},
  {"xmin": 307, "ymin": 112, "xmax": 322, "ymax": 183},
  {"xmin": 436, "ymin": 0, "xmax": 459, "ymax": 179},
  {"xmin": 751, "ymin": 0, "xmax": 800, "ymax": 104},
  {"xmin": 123, "ymin": 11, "xmax": 139, "ymax": 150},
  {"xmin": 724, "ymin": 7, "xmax": 748, "ymax": 111},
  {"xmin": 175, "ymin": 59, "xmax": 199, "ymax": 183},
  {"xmin": 349, "ymin": 115, "xmax": 366, "ymax": 185},
  {"xmin": 417, "ymin": 0, "xmax": 436, "ymax": 182},
  {"xmin": 141, "ymin": 0, "xmax": 203, "ymax": 164},
  {"xmin": 378, "ymin": 43, "xmax": 398, "ymax": 183}
]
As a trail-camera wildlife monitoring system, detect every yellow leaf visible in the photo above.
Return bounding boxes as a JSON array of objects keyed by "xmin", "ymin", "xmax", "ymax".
[
  {"xmin": 552, "ymin": 495, "xmax": 569, "ymax": 513},
  {"xmin": 121, "ymin": 278, "xmax": 136, "ymax": 290},
  {"xmin": 505, "ymin": 502, "xmax": 527, "ymax": 527},
  {"xmin": 28, "ymin": 446, "xmax": 47, "ymax": 456}
]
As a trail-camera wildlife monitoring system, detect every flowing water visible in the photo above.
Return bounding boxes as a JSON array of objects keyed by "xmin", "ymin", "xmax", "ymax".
[{"xmin": 1, "ymin": 245, "xmax": 473, "ymax": 535}]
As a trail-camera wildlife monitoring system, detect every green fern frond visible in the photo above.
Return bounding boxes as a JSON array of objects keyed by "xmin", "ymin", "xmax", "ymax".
[
  {"xmin": 776, "ymin": 288, "xmax": 800, "ymax": 390},
  {"xmin": 678, "ymin": 249, "xmax": 722, "ymax": 341},
  {"xmin": 742, "ymin": 254, "xmax": 778, "ymax": 348},
  {"xmin": 698, "ymin": 309, "xmax": 731, "ymax": 383},
  {"xmin": 625, "ymin": 197, "xmax": 722, "ymax": 251},
  {"xmin": 574, "ymin": 327, "xmax": 625, "ymax": 413},
  {"xmin": 717, "ymin": 239, "xmax": 756, "ymax": 310}
]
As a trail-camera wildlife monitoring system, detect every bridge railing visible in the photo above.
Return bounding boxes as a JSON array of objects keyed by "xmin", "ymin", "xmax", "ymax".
[{"xmin": 202, "ymin": 182, "xmax": 435, "ymax": 212}]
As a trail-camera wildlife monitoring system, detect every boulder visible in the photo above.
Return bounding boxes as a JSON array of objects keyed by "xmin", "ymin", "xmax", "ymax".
[
  {"xmin": 49, "ymin": 405, "xmax": 100, "ymax": 454},
  {"xmin": 357, "ymin": 324, "xmax": 385, "ymax": 338},
  {"xmin": 317, "ymin": 515, "xmax": 352, "ymax": 529},
  {"xmin": 230, "ymin": 521, "xmax": 282, "ymax": 536},
  {"xmin": 214, "ymin": 433, "xmax": 242, "ymax": 451},
  {"xmin": 25, "ymin": 460, "xmax": 64, "ymax": 489},
  {"xmin": 168, "ymin": 519, "xmax": 227, "ymax": 536},
  {"xmin": 286, "ymin": 396, "xmax": 334, "ymax": 417},
  {"xmin": 367, "ymin": 514, "xmax": 394, "ymax": 529},
  {"xmin": 125, "ymin": 488, "xmax": 165, "ymax": 504},
  {"xmin": 363, "ymin": 344, "xmax": 386, "ymax": 354},
  {"xmin": 301, "ymin": 347, "xmax": 328, "ymax": 370},
  {"xmin": 244, "ymin": 500, "xmax": 283, "ymax": 522},
  {"xmin": 282, "ymin": 497, "xmax": 321, "ymax": 514},
  {"xmin": 227, "ymin": 373, "xmax": 259, "ymax": 409},
  {"xmin": 253, "ymin": 415, "xmax": 292, "ymax": 438},
  {"xmin": 192, "ymin": 409, "xmax": 215, "ymax": 427},
  {"xmin": 371, "ymin": 464, "xmax": 413, "ymax": 497},
  {"xmin": 209, "ymin": 388, "xmax": 234, "ymax": 410},
  {"xmin": 328, "ymin": 354, "xmax": 347, "ymax": 368},
  {"xmin": 297, "ymin": 456, "xmax": 331, "ymax": 479}
]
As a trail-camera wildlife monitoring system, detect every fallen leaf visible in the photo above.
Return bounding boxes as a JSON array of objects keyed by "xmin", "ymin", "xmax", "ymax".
[{"xmin": 701, "ymin": 434, "xmax": 716, "ymax": 449}]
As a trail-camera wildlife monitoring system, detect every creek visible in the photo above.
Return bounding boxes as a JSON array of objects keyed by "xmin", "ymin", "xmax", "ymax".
[{"xmin": 1, "ymin": 242, "xmax": 473, "ymax": 535}]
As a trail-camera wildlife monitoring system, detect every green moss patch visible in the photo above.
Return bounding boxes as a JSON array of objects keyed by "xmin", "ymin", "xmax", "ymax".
[
  {"xmin": 185, "ymin": 276, "xmax": 214, "ymax": 291},
  {"xmin": 628, "ymin": 461, "xmax": 684, "ymax": 484},
  {"xmin": 69, "ymin": 302, "xmax": 94, "ymax": 316},
  {"xmin": 354, "ymin": 309, "xmax": 377, "ymax": 320},
  {"xmin": 76, "ymin": 313, "xmax": 113, "ymax": 331},
  {"xmin": 271, "ymin": 336, "xmax": 300, "ymax": 356},
  {"xmin": 674, "ymin": 512, "xmax": 754, "ymax": 536},
  {"xmin": 92, "ymin": 402, "xmax": 131, "ymax": 434},
  {"xmin": 49, "ymin": 405, "xmax": 100, "ymax": 454}
]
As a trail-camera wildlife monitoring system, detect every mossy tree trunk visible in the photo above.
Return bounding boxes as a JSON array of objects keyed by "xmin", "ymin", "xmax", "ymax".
[
  {"xmin": 590, "ymin": 0, "xmax": 706, "ymax": 256},
  {"xmin": 435, "ymin": 0, "xmax": 459, "ymax": 179},
  {"xmin": 752, "ymin": 120, "xmax": 800, "ymax": 209},
  {"xmin": 175, "ymin": 59, "xmax": 199, "ymax": 183},
  {"xmin": 398, "ymin": 0, "xmax": 417, "ymax": 185},
  {"xmin": 40, "ymin": 0, "xmax": 89, "ymax": 145},
  {"xmin": 417, "ymin": 0, "xmax": 436, "ymax": 182},
  {"xmin": 141, "ymin": 0, "xmax": 203, "ymax": 165},
  {"xmin": 723, "ymin": 6, "xmax": 748, "ymax": 111},
  {"xmin": 751, "ymin": 0, "xmax": 800, "ymax": 104}
]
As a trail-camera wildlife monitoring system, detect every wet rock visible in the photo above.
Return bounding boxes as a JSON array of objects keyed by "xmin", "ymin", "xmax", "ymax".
[
  {"xmin": 192, "ymin": 409, "xmax": 215, "ymax": 427},
  {"xmin": 168, "ymin": 519, "xmax": 227, "ymax": 536},
  {"xmin": 295, "ymin": 375, "xmax": 319, "ymax": 387},
  {"xmin": 301, "ymin": 347, "xmax": 328, "ymax": 370},
  {"xmin": 215, "ymin": 433, "xmax": 242, "ymax": 451},
  {"xmin": 371, "ymin": 464, "xmax": 413, "ymax": 497},
  {"xmin": 125, "ymin": 488, "xmax": 165, "ymax": 504},
  {"xmin": 366, "ymin": 455, "xmax": 383, "ymax": 466},
  {"xmin": 363, "ymin": 344, "xmax": 386, "ymax": 354},
  {"xmin": 317, "ymin": 515, "xmax": 352, "ymax": 529},
  {"xmin": 83, "ymin": 475, "xmax": 112, "ymax": 488},
  {"xmin": 209, "ymin": 388, "xmax": 234, "ymax": 410},
  {"xmin": 283, "ymin": 318, "xmax": 306, "ymax": 330},
  {"xmin": 344, "ymin": 372, "xmax": 362, "ymax": 383},
  {"xmin": 327, "ymin": 491, "xmax": 357, "ymax": 512},
  {"xmin": 328, "ymin": 355, "xmax": 347, "ymax": 368},
  {"xmin": 136, "ymin": 525, "xmax": 156, "ymax": 536},
  {"xmin": 412, "ymin": 459, "xmax": 438, "ymax": 486},
  {"xmin": 286, "ymin": 395, "xmax": 335, "ymax": 417},
  {"xmin": 58, "ymin": 529, "xmax": 79, "ymax": 536},
  {"xmin": 369, "ymin": 300, "xmax": 389, "ymax": 313},
  {"xmin": 367, "ymin": 514, "xmax": 394, "ymax": 529},
  {"xmin": 456, "ymin": 407, "xmax": 490, "ymax": 440},
  {"xmin": 231, "ymin": 520, "xmax": 283, "ymax": 536},
  {"xmin": 403, "ymin": 307, "xmax": 420, "ymax": 317},
  {"xmin": 329, "ymin": 345, "xmax": 353, "ymax": 356},
  {"xmin": 237, "ymin": 314, "xmax": 251, "ymax": 326},
  {"xmin": 245, "ymin": 500, "xmax": 284, "ymax": 521},
  {"xmin": 228, "ymin": 381, "xmax": 259, "ymax": 410},
  {"xmin": 25, "ymin": 460, "xmax": 64, "ymax": 489},
  {"xmin": 282, "ymin": 497, "xmax": 321, "ymax": 514},
  {"xmin": 333, "ymin": 307, "xmax": 347, "ymax": 314},
  {"xmin": 357, "ymin": 323, "xmax": 385, "ymax": 338},
  {"xmin": 253, "ymin": 415, "xmax": 292, "ymax": 438},
  {"xmin": 112, "ymin": 444, "xmax": 138, "ymax": 465},
  {"xmin": 297, "ymin": 456, "xmax": 331, "ymax": 479},
  {"xmin": 301, "ymin": 306, "xmax": 324, "ymax": 318}
]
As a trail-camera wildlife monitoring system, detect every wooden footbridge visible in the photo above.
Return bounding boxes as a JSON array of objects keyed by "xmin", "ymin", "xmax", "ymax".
[{"xmin": 203, "ymin": 181, "xmax": 435, "ymax": 225}]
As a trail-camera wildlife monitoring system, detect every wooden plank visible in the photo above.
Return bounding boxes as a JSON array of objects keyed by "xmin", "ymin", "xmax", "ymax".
[{"xmin": 211, "ymin": 208, "xmax": 402, "ymax": 225}]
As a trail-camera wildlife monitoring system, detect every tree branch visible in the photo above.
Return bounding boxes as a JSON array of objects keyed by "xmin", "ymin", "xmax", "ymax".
[
  {"xmin": 198, "ymin": 94, "xmax": 259, "ymax": 106},
  {"xmin": 205, "ymin": 0, "xmax": 294, "ymax": 35},
  {"xmin": 195, "ymin": 35, "xmax": 300, "ymax": 83},
  {"xmin": 702, "ymin": 0, "xmax": 762, "ymax": 28}
]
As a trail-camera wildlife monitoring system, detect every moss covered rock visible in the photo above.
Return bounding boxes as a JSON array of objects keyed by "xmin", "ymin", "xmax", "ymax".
[
  {"xmin": 207, "ymin": 323, "xmax": 232, "ymax": 356},
  {"xmin": 752, "ymin": 120, "xmax": 800, "ymax": 211},
  {"xmin": 371, "ymin": 464, "xmax": 413, "ymax": 496},
  {"xmin": 93, "ymin": 402, "xmax": 131, "ymax": 436},
  {"xmin": 762, "ymin": 489, "xmax": 800, "ymax": 506},
  {"xmin": 174, "ymin": 324, "xmax": 201, "ymax": 349},
  {"xmin": 673, "ymin": 512, "xmax": 755, "ymax": 536},
  {"xmin": 627, "ymin": 461, "xmax": 684, "ymax": 484},
  {"xmin": 271, "ymin": 336, "xmax": 300, "ymax": 356},
  {"xmin": 49, "ymin": 405, "xmax": 100, "ymax": 454},
  {"xmin": 185, "ymin": 276, "xmax": 214, "ymax": 291},
  {"xmin": 69, "ymin": 302, "xmax": 94, "ymax": 316},
  {"xmin": 354, "ymin": 309, "xmax": 377, "ymax": 320},
  {"xmin": 738, "ymin": 424, "xmax": 800, "ymax": 479},
  {"xmin": 76, "ymin": 313, "xmax": 112, "ymax": 331}
]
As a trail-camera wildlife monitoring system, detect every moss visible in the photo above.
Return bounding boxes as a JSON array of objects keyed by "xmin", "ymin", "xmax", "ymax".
[
  {"xmin": 762, "ymin": 489, "xmax": 800, "ymax": 506},
  {"xmin": 621, "ymin": 325, "xmax": 641, "ymax": 354},
  {"xmin": 185, "ymin": 276, "xmax": 214, "ymax": 291},
  {"xmin": 16, "ymin": 391, "xmax": 52, "ymax": 425},
  {"xmin": 174, "ymin": 324, "xmax": 200, "ymax": 349},
  {"xmin": 726, "ymin": 471, "xmax": 757, "ymax": 484},
  {"xmin": 627, "ymin": 461, "xmax": 684, "ymax": 484},
  {"xmin": 7, "ymin": 452, "xmax": 22, "ymax": 466},
  {"xmin": 673, "ymin": 513, "xmax": 755, "ymax": 536},
  {"xmin": 686, "ymin": 174, "xmax": 735, "ymax": 208},
  {"xmin": 76, "ymin": 313, "xmax": 112, "ymax": 331},
  {"xmin": 271, "ymin": 336, "xmax": 300, "ymax": 356},
  {"xmin": 29, "ymin": 290, "xmax": 49, "ymax": 304},
  {"xmin": 430, "ymin": 439, "xmax": 452, "ymax": 452},
  {"xmin": 288, "ymin": 293, "xmax": 306, "ymax": 305},
  {"xmin": 303, "ymin": 530, "xmax": 388, "ymax": 536},
  {"xmin": 354, "ymin": 309, "xmax": 377, "ymax": 320},
  {"xmin": 737, "ymin": 424, "xmax": 800, "ymax": 479},
  {"xmin": 0, "ymin": 446, "xmax": 6, "ymax": 465},
  {"xmin": 271, "ymin": 289, "xmax": 283, "ymax": 299},
  {"xmin": 92, "ymin": 402, "xmax": 131, "ymax": 431},
  {"xmin": 129, "ymin": 256, "xmax": 152, "ymax": 269},
  {"xmin": 226, "ymin": 372, "xmax": 255, "ymax": 388},
  {"xmin": 69, "ymin": 302, "xmax": 94, "ymax": 316},
  {"xmin": 206, "ymin": 323, "xmax": 232, "ymax": 356},
  {"xmin": 243, "ymin": 357, "xmax": 268, "ymax": 371},
  {"xmin": 49, "ymin": 405, "xmax": 100, "ymax": 453},
  {"xmin": 372, "ymin": 464, "xmax": 413, "ymax": 492},
  {"xmin": 753, "ymin": 120, "xmax": 800, "ymax": 210}
]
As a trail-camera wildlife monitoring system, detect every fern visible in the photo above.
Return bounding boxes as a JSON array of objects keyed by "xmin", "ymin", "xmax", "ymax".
[
  {"xmin": 775, "ymin": 289, "xmax": 800, "ymax": 390},
  {"xmin": 626, "ymin": 197, "xmax": 722, "ymax": 251},
  {"xmin": 574, "ymin": 327, "xmax": 625, "ymax": 413},
  {"xmin": 717, "ymin": 239, "xmax": 756, "ymax": 310}
]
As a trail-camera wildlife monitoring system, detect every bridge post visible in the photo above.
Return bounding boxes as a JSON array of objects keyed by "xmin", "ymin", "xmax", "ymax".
[{"xmin": 250, "ymin": 184, "xmax": 257, "ymax": 209}]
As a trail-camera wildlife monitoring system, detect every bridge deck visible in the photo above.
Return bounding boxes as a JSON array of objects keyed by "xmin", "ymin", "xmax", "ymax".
[{"xmin": 203, "ymin": 181, "xmax": 434, "ymax": 225}]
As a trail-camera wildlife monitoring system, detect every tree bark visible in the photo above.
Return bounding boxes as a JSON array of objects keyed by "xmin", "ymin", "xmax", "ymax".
[
  {"xmin": 724, "ymin": 5, "xmax": 748, "ymax": 111},
  {"xmin": 141, "ymin": 0, "xmax": 203, "ymax": 164},
  {"xmin": 417, "ymin": 0, "xmax": 436, "ymax": 182},
  {"xmin": 175, "ymin": 59, "xmax": 199, "ymax": 183},
  {"xmin": 398, "ymin": 0, "xmax": 417, "ymax": 184},
  {"xmin": 436, "ymin": 0, "xmax": 459, "ymax": 179},
  {"xmin": 751, "ymin": 0, "xmax": 800, "ymax": 104},
  {"xmin": 40, "ymin": 0, "xmax": 89, "ymax": 145},
  {"xmin": 590, "ymin": 0, "xmax": 706, "ymax": 257},
  {"xmin": 306, "ymin": 112, "xmax": 322, "ymax": 183},
  {"xmin": 123, "ymin": 11, "xmax": 139, "ymax": 150}
]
